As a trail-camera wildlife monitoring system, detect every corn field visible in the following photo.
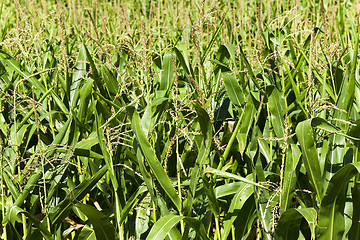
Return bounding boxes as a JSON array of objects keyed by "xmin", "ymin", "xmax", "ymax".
[{"xmin": 1, "ymin": 0, "xmax": 360, "ymax": 239}]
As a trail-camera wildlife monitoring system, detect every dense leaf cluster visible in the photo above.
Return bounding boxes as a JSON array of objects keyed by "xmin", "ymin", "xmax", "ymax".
[{"xmin": 0, "ymin": 0, "xmax": 360, "ymax": 239}]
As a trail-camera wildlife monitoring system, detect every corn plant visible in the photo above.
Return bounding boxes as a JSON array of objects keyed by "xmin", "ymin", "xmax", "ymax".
[{"xmin": 1, "ymin": 0, "xmax": 360, "ymax": 239}]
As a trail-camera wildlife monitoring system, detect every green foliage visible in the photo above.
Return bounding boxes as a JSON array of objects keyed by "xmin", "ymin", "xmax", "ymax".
[{"xmin": 0, "ymin": 0, "xmax": 360, "ymax": 239}]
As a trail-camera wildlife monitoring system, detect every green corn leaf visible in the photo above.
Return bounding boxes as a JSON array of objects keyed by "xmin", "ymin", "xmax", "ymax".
[
  {"xmin": 276, "ymin": 208, "xmax": 317, "ymax": 240},
  {"xmin": 45, "ymin": 117, "xmax": 72, "ymax": 159},
  {"xmin": 95, "ymin": 110, "xmax": 118, "ymax": 189},
  {"xmin": 210, "ymin": 59, "xmax": 230, "ymax": 70},
  {"xmin": 83, "ymin": 44, "xmax": 108, "ymax": 99},
  {"xmin": 349, "ymin": 182, "xmax": 360, "ymax": 239},
  {"xmin": 48, "ymin": 165, "xmax": 108, "ymax": 226},
  {"xmin": 239, "ymin": 45, "xmax": 263, "ymax": 93},
  {"xmin": 280, "ymin": 144, "xmax": 301, "ymax": 214},
  {"xmin": 222, "ymin": 73, "xmax": 244, "ymax": 107},
  {"xmin": 324, "ymin": 32, "xmax": 359, "ymax": 192},
  {"xmin": 318, "ymin": 162, "xmax": 360, "ymax": 239},
  {"xmin": 3, "ymin": 170, "xmax": 19, "ymax": 200},
  {"xmin": 73, "ymin": 148, "xmax": 103, "ymax": 159},
  {"xmin": 78, "ymin": 78, "xmax": 94, "ymax": 122},
  {"xmin": 78, "ymin": 226, "xmax": 96, "ymax": 240},
  {"xmin": 167, "ymin": 227, "xmax": 182, "ymax": 240},
  {"xmin": 102, "ymin": 65, "xmax": 119, "ymax": 98},
  {"xmin": 221, "ymin": 179, "xmax": 254, "ymax": 240},
  {"xmin": 311, "ymin": 117, "xmax": 359, "ymax": 140},
  {"xmin": 119, "ymin": 185, "xmax": 147, "ymax": 225},
  {"xmin": 50, "ymin": 90, "xmax": 70, "ymax": 115},
  {"xmin": 70, "ymin": 43, "xmax": 87, "ymax": 107},
  {"xmin": 160, "ymin": 52, "xmax": 174, "ymax": 92},
  {"xmin": 16, "ymin": 87, "xmax": 53, "ymax": 132},
  {"xmin": 214, "ymin": 181, "xmax": 243, "ymax": 198},
  {"xmin": 189, "ymin": 104, "xmax": 212, "ymax": 192},
  {"xmin": 202, "ymin": 176, "xmax": 219, "ymax": 217},
  {"xmin": 201, "ymin": 11, "xmax": 228, "ymax": 64},
  {"xmin": 8, "ymin": 206, "xmax": 53, "ymax": 240},
  {"xmin": 296, "ymin": 119, "xmax": 323, "ymax": 201},
  {"xmin": 266, "ymin": 85, "xmax": 286, "ymax": 139},
  {"xmin": 258, "ymin": 138, "xmax": 271, "ymax": 164},
  {"xmin": 136, "ymin": 148, "xmax": 157, "ymax": 209},
  {"xmin": 288, "ymin": 28, "xmax": 321, "ymax": 83},
  {"xmin": 146, "ymin": 214, "xmax": 209, "ymax": 240},
  {"xmin": 13, "ymin": 172, "xmax": 41, "ymax": 207},
  {"xmin": 239, "ymin": 93, "xmax": 257, "ymax": 134},
  {"xmin": 75, "ymin": 203, "xmax": 117, "ymax": 240},
  {"xmin": 74, "ymin": 135, "xmax": 98, "ymax": 149},
  {"xmin": 205, "ymin": 168, "xmax": 267, "ymax": 189},
  {"xmin": 127, "ymin": 106, "xmax": 181, "ymax": 212},
  {"xmin": 147, "ymin": 215, "xmax": 183, "ymax": 240},
  {"xmin": 0, "ymin": 50, "xmax": 46, "ymax": 93},
  {"xmin": 174, "ymin": 45, "xmax": 194, "ymax": 77}
]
